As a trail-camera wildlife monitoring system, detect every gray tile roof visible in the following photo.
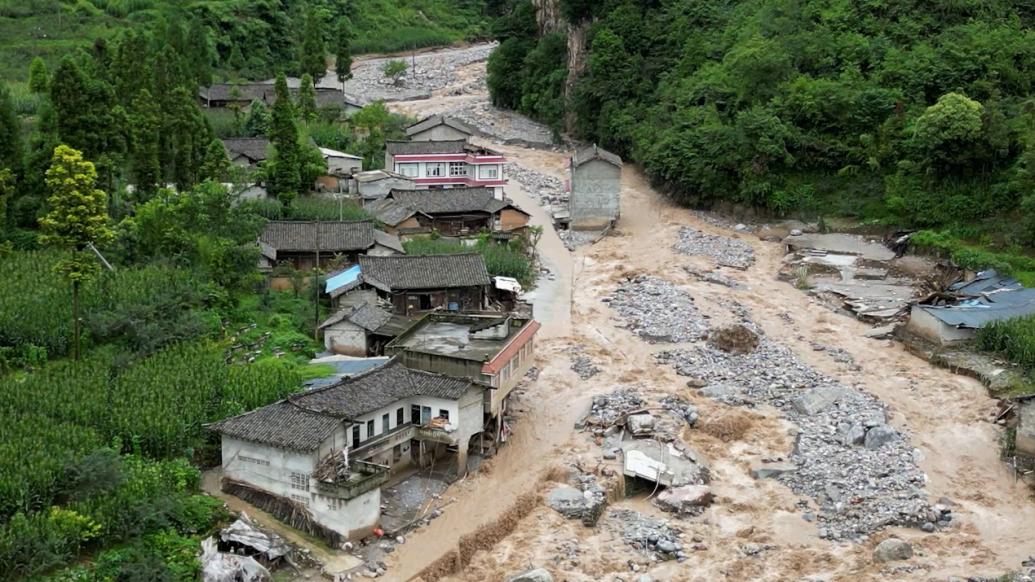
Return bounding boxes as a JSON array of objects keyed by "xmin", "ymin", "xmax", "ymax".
[
  {"xmin": 386, "ymin": 140, "xmax": 469, "ymax": 155},
  {"xmin": 372, "ymin": 230, "xmax": 405, "ymax": 253},
  {"xmin": 207, "ymin": 401, "xmax": 343, "ymax": 451},
  {"xmin": 259, "ymin": 221, "xmax": 375, "ymax": 253},
  {"xmin": 573, "ymin": 144, "xmax": 623, "ymax": 168},
  {"xmin": 388, "ymin": 188, "xmax": 503, "ymax": 214},
  {"xmin": 291, "ymin": 360, "xmax": 475, "ymax": 418},
  {"xmin": 319, "ymin": 301, "xmax": 392, "ymax": 332},
  {"xmin": 223, "ymin": 138, "xmax": 271, "ymax": 163},
  {"xmin": 359, "ymin": 254, "xmax": 490, "ymax": 291},
  {"xmin": 200, "ymin": 83, "xmax": 271, "ymax": 102},
  {"xmin": 368, "ymin": 198, "xmax": 419, "ymax": 227},
  {"xmin": 405, "ymin": 114, "xmax": 479, "ymax": 138}
]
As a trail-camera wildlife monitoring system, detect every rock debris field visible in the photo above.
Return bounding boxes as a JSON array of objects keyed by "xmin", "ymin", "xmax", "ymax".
[
  {"xmin": 505, "ymin": 163, "xmax": 567, "ymax": 209},
  {"xmin": 604, "ymin": 276, "xmax": 710, "ymax": 343},
  {"xmin": 332, "ymin": 44, "xmax": 496, "ymax": 103},
  {"xmin": 443, "ymin": 101, "xmax": 556, "ymax": 146},
  {"xmin": 673, "ymin": 226, "xmax": 756, "ymax": 270}
]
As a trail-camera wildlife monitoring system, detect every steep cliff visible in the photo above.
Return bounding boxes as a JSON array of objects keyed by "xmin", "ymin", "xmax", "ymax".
[{"xmin": 529, "ymin": 0, "xmax": 588, "ymax": 132}]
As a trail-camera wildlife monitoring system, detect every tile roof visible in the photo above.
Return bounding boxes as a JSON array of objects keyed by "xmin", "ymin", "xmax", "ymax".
[
  {"xmin": 386, "ymin": 140, "xmax": 469, "ymax": 155},
  {"xmin": 200, "ymin": 83, "xmax": 271, "ymax": 102},
  {"xmin": 367, "ymin": 198, "xmax": 419, "ymax": 227},
  {"xmin": 223, "ymin": 138, "xmax": 271, "ymax": 163},
  {"xmin": 372, "ymin": 230, "xmax": 405, "ymax": 253},
  {"xmin": 358, "ymin": 253, "xmax": 491, "ymax": 291},
  {"xmin": 405, "ymin": 114, "xmax": 480, "ymax": 138},
  {"xmin": 207, "ymin": 401, "xmax": 343, "ymax": 451},
  {"xmin": 388, "ymin": 188, "xmax": 501, "ymax": 214},
  {"xmin": 573, "ymin": 144, "xmax": 623, "ymax": 168},
  {"xmin": 259, "ymin": 221, "xmax": 375, "ymax": 253},
  {"xmin": 290, "ymin": 359, "xmax": 475, "ymax": 418}
]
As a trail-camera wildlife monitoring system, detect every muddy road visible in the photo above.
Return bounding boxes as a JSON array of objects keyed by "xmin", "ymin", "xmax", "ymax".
[{"xmin": 361, "ymin": 46, "xmax": 1035, "ymax": 581}]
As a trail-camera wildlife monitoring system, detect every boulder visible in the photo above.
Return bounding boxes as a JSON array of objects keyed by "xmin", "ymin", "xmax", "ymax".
[
  {"xmin": 707, "ymin": 324, "xmax": 760, "ymax": 355},
  {"xmin": 873, "ymin": 538, "xmax": 913, "ymax": 562},
  {"xmin": 838, "ymin": 422, "xmax": 866, "ymax": 446},
  {"xmin": 547, "ymin": 486, "xmax": 585, "ymax": 520},
  {"xmin": 791, "ymin": 386, "xmax": 846, "ymax": 415},
  {"xmin": 749, "ymin": 461, "xmax": 797, "ymax": 480},
  {"xmin": 655, "ymin": 485, "xmax": 714, "ymax": 514},
  {"xmin": 621, "ymin": 440, "xmax": 709, "ymax": 487},
  {"xmin": 507, "ymin": 568, "xmax": 554, "ymax": 582},
  {"xmin": 685, "ymin": 377, "xmax": 709, "ymax": 388},
  {"xmin": 863, "ymin": 425, "xmax": 898, "ymax": 450},
  {"xmin": 627, "ymin": 413, "xmax": 656, "ymax": 437}
]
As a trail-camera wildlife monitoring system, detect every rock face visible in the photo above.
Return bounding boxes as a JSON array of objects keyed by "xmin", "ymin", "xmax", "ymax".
[
  {"xmin": 707, "ymin": 324, "xmax": 760, "ymax": 354},
  {"xmin": 507, "ymin": 568, "xmax": 554, "ymax": 582},
  {"xmin": 654, "ymin": 485, "xmax": 714, "ymax": 514},
  {"xmin": 873, "ymin": 538, "xmax": 913, "ymax": 562}
]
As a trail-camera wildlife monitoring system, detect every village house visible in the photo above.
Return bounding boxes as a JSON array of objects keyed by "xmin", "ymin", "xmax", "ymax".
[
  {"xmin": 385, "ymin": 312, "xmax": 541, "ymax": 453},
  {"xmin": 384, "ymin": 140, "xmax": 507, "ymax": 199},
  {"xmin": 223, "ymin": 137, "xmax": 270, "ymax": 169},
  {"xmin": 318, "ymin": 301, "xmax": 412, "ymax": 357},
  {"xmin": 207, "ymin": 358, "xmax": 498, "ymax": 542},
  {"xmin": 258, "ymin": 220, "xmax": 403, "ymax": 273},
  {"xmin": 350, "ymin": 169, "xmax": 417, "ymax": 203},
  {"xmin": 569, "ymin": 144, "xmax": 623, "ymax": 231},
  {"xmin": 907, "ymin": 270, "xmax": 1035, "ymax": 345},
  {"xmin": 339, "ymin": 253, "xmax": 491, "ymax": 315},
  {"xmin": 315, "ymin": 147, "xmax": 363, "ymax": 193},
  {"xmin": 405, "ymin": 114, "xmax": 481, "ymax": 142},
  {"xmin": 367, "ymin": 187, "xmax": 531, "ymax": 238},
  {"xmin": 199, "ymin": 82, "xmax": 363, "ymax": 115}
]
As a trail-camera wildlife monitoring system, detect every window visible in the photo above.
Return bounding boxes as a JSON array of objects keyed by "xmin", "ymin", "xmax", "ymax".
[
  {"xmin": 411, "ymin": 404, "xmax": 420, "ymax": 425},
  {"xmin": 396, "ymin": 163, "xmax": 418, "ymax": 177},
  {"xmin": 290, "ymin": 472, "xmax": 310, "ymax": 492},
  {"xmin": 397, "ymin": 407, "xmax": 404, "ymax": 425},
  {"xmin": 421, "ymin": 406, "xmax": 432, "ymax": 425},
  {"xmin": 382, "ymin": 413, "xmax": 390, "ymax": 434},
  {"xmin": 426, "ymin": 162, "xmax": 446, "ymax": 177},
  {"xmin": 439, "ymin": 409, "xmax": 450, "ymax": 422},
  {"xmin": 352, "ymin": 425, "xmax": 360, "ymax": 445},
  {"xmin": 290, "ymin": 493, "xmax": 310, "ymax": 506},
  {"xmin": 478, "ymin": 165, "xmax": 499, "ymax": 180},
  {"xmin": 326, "ymin": 496, "xmax": 342, "ymax": 511},
  {"xmin": 366, "ymin": 419, "xmax": 375, "ymax": 438},
  {"xmin": 449, "ymin": 162, "xmax": 467, "ymax": 177},
  {"xmin": 239, "ymin": 455, "xmax": 270, "ymax": 466}
]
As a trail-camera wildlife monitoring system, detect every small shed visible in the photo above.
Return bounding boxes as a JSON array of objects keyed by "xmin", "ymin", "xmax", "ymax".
[
  {"xmin": 319, "ymin": 302, "xmax": 397, "ymax": 356},
  {"xmin": 569, "ymin": 144, "xmax": 622, "ymax": 231}
]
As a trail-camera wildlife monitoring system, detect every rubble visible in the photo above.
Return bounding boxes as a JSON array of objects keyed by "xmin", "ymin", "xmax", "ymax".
[
  {"xmin": 546, "ymin": 477, "xmax": 608, "ymax": 527},
  {"xmin": 673, "ymin": 227, "xmax": 755, "ymax": 270},
  {"xmin": 654, "ymin": 485, "xmax": 713, "ymax": 515},
  {"xmin": 333, "ymin": 44, "xmax": 496, "ymax": 103},
  {"xmin": 873, "ymin": 538, "xmax": 913, "ymax": 562},
  {"xmin": 657, "ymin": 337, "xmax": 932, "ymax": 540},
  {"xmin": 441, "ymin": 101, "xmax": 556, "ymax": 147},
  {"xmin": 201, "ymin": 537, "xmax": 271, "ymax": 582},
  {"xmin": 660, "ymin": 395, "xmax": 700, "ymax": 427},
  {"xmin": 609, "ymin": 509, "xmax": 685, "ymax": 561},
  {"xmin": 621, "ymin": 440, "xmax": 709, "ymax": 488},
  {"xmin": 606, "ymin": 276, "xmax": 709, "ymax": 343},
  {"xmin": 707, "ymin": 324, "xmax": 760, "ymax": 354},
  {"xmin": 507, "ymin": 568, "xmax": 554, "ymax": 582},
  {"xmin": 569, "ymin": 346, "xmax": 601, "ymax": 380},
  {"xmin": 682, "ymin": 266, "xmax": 743, "ymax": 289},
  {"xmin": 626, "ymin": 413, "xmax": 656, "ymax": 437},
  {"xmin": 584, "ymin": 388, "xmax": 645, "ymax": 428},
  {"xmin": 505, "ymin": 163, "xmax": 567, "ymax": 209}
]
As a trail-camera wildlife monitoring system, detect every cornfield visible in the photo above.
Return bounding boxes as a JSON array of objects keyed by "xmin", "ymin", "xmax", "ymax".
[{"xmin": 977, "ymin": 315, "xmax": 1035, "ymax": 371}]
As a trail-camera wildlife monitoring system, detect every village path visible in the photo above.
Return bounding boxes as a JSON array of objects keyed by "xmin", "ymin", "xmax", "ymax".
[{"xmin": 364, "ymin": 46, "xmax": 1035, "ymax": 581}]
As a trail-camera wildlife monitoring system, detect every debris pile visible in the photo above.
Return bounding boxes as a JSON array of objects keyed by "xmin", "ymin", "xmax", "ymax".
[
  {"xmin": 338, "ymin": 44, "xmax": 495, "ymax": 102},
  {"xmin": 682, "ymin": 266, "xmax": 743, "ymax": 289},
  {"xmin": 442, "ymin": 101, "xmax": 556, "ymax": 147},
  {"xmin": 653, "ymin": 484, "xmax": 713, "ymax": 516},
  {"xmin": 584, "ymin": 388, "xmax": 646, "ymax": 428},
  {"xmin": 568, "ymin": 346, "xmax": 601, "ymax": 380},
  {"xmin": 605, "ymin": 276, "xmax": 709, "ymax": 343},
  {"xmin": 505, "ymin": 163, "xmax": 567, "ymax": 208},
  {"xmin": 657, "ymin": 338, "xmax": 932, "ymax": 539},
  {"xmin": 707, "ymin": 324, "xmax": 760, "ymax": 354},
  {"xmin": 673, "ymin": 227, "xmax": 755, "ymax": 270},
  {"xmin": 609, "ymin": 509, "xmax": 686, "ymax": 562},
  {"xmin": 660, "ymin": 395, "xmax": 700, "ymax": 427},
  {"xmin": 546, "ymin": 474, "xmax": 609, "ymax": 527}
]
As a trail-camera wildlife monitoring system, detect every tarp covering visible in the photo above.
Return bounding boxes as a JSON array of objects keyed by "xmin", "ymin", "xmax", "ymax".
[
  {"xmin": 220, "ymin": 513, "xmax": 290, "ymax": 561},
  {"xmin": 201, "ymin": 537, "xmax": 271, "ymax": 582},
  {"xmin": 326, "ymin": 264, "xmax": 362, "ymax": 295}
]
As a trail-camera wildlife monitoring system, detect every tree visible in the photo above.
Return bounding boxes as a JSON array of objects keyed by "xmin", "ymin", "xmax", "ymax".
[
  {"xmin": 128, "ymin": 90, "xmax": 161, "ymax": 196},
  {"xmin": 334, "ymin": 18, "xmax": 354, "ymax": 90},
  {"xmin": 0, "ymin": 84, "xmax": 21, "ymax": 176},
  {"xmin": 382, "ymin": 60, "xmax": 407, "ymax": 86},
  {"xmin": 198, "ymin": 138, "xmax": 230, "ymax": 183},
  {"xmin": 912, "ymin": 92, "xmax": 985, "ymax": 171},
  {"xmin": 28, "ymin": 57, "xmax": 49, "ymax": 94},
  {"xmin": 300, "ymin": 9, "xmax": 327, "ymax": 80},
  {"xmin": 297, "ymin": 74, "xmax": 318, "ymax": 124},
  {"xmin": 39, "ymin": 145, "xmax": 114, "ymax": 361},
  {"xmin": 266, "ymin": 74, "xmax": 302, "ymax": 203}
]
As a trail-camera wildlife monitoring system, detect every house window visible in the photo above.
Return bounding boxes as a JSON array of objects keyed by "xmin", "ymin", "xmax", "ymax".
[
  {"xmin": 478, "ymin": 165, "xmax": 499, "ymax": 180},
  {"xmin": 366, "ymin": 419, "xmax": 375, "ymax": 438},
  {"xmin": 426, "ymin": 162, "xmax": 446, "ymax": 177},
  {"xmin": 326, "ymin": 496, "xmax": 342, "ymax": 511},
  {"xmin": 397, "ymin": 407, "xmax": 404, "ymax": 425},
  {"xmin": 396, "ymin": 163, "xmax": 419, "ymax": 177},
  {"xmin": 352, "ymin": 425, "xmax": 360, "ymax": 445},
  {"xmin": 290, "ymin": 472, "xmax": 310, "ymax": 492},
  {"xmin": 439, "ymin": 409, "xmax": 450, "ymax": 422},
  {"xmin": 411, "ymin": 404, "xmax": 420, "ymax": 424},
  {"xmin": 449, "ymin": 162, "xmax": 467, "ymax": 177},
  {"xmin": 290, "ymin": 493, "xmax": 310, "ymax": 506},
  {"xmin": 382, "ymin": 413, "xmax": 390, "ymax": 434}
]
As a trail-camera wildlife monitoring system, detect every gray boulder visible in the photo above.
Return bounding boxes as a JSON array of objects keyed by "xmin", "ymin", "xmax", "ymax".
[
  {"xmin": 838, "ymin": 422, "xmax": 866, "ymax": 446},
  {"xmin": 627, "ymin": 413, "xmax": 656, "ymax": 437},
  {"xmin": 655, "ymin": 485, "xmax": 714, "ymax": 514},
  {"xmin": 750, "ymin": 461, "xmax": 797, "ymax": 480},
  {"xmin": 507, "ymin": 568, "xmax": 554, "ymax": 582},
  {"xmin": 791, "ymin": 386, "xmax": 846, "ymax": 415},
  {"xmin": 873, "ymin": 538, "xmax": 912, "ymax": 562},
  {"xmin": 547, "ymin": 486, "xmax": 585, "ymax": 519},
  {"xmin": 864, "ymin": 425, "xmax": 898, "ymax": 450}
]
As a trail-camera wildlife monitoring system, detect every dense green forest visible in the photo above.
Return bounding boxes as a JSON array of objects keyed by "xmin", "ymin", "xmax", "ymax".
[
  {"xmin": 0, "ymin": 1, "xmax": 495, "ymax": 579},
  {"xmin": 488, "ymin": 0, "xmax": 1035, "ymax": 279}
]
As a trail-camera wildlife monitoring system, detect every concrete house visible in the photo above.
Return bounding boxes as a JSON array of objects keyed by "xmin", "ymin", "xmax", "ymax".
[
  {"xmin": 315, "ymin": 147, "xmax": 363, "ymax": 193},
  {"xmin": 353, "ymin": 253, "xmax": 491, "ymax": 315},
  {"xmin": 384, "ymin": 140, "xmax": 507, "ymax": 199},
  {"xmin": 907, "ymin": 270, "xmax": 1035, "ymax": 345},
  {"xmin": 258, "ymin": 221, "xmax": 403, "ymax": 273},
  {"xmin": 368, "ymin": 188, "xmax": 531, "ymax": 238},
  {"xmin": 405, "ymin": 115, "xmax": 480, "ymax": 142},
  {"xmin": 569, "ymin": 144, "xmax": 622, "ymax": 231},
  {"xmin": 351, "ymin": 170, "xmax": 417, "ymax": 203},
  {"xmin": 318, "ymin": 301, "xmax": 411, "ymax": 357},
  {"xmin": 386, "ymin": 313, "xmax": 541, "ymax": 449}
]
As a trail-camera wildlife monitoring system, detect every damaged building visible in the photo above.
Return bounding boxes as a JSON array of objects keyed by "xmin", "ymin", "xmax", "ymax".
[
  {"xmin": 569, "ymin": 144, "xmax": 622, "ymax": 231},
  {"xmin": 908, "ymin": 270, "xmax": 1035, "ymax": 345}
]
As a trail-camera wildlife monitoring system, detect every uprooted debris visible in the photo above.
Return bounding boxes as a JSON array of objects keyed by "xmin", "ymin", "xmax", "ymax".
[
  {"xmin": 201, "ymin": 537, "xmax": 271, "ymax": 582},
  {"xmin": 674, "ymin": 227, "xmax": 755, "ymax": 270},
  {"xmin": 605, "ymin": 276, "xmax": 709, "ymax": 343},
  {"xmin": 609, "ymin": 509, "xmax": 687, "ymax": 562},
  {"xmin": 657, "ymin": 337, "xmax": 933, "ymax": 540}
]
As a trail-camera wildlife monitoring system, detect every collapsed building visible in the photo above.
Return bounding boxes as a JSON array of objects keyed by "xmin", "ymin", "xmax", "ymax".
[{"xmin": 908, "ymin": 270, "xmax": 1035, "ymax": 345}]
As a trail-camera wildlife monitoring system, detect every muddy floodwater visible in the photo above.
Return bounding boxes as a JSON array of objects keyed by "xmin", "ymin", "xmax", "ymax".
[{"xmin": 302, "ymin": 45, "xmax": 1035, "ymax": 581}]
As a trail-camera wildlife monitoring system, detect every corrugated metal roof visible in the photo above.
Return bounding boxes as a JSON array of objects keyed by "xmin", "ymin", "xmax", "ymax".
[{"xmin": 920, "ymin": 288, "xmax": 1035, "ymax": 329}]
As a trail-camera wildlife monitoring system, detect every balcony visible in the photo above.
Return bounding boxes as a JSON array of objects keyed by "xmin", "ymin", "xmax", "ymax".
[{"xmin": 313, "ymin": 458, "xmax": 388, "ymax": 500}]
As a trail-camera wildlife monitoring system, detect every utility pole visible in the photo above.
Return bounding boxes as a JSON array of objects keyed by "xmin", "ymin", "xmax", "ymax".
[{"xmin": 314, "ymin": 221, "xmax": 321, "ymax": 340}]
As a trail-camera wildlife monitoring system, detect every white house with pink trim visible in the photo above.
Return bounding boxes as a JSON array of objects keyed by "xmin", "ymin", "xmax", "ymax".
[{"xmin": 384, "ymin": 140, "xmax": 507, "ymax": 199}]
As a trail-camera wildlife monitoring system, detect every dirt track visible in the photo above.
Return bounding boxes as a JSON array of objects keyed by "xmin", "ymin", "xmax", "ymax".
[{"xmin": 376, "ymin": 47, "xmax": 1035, "ymax": 582}]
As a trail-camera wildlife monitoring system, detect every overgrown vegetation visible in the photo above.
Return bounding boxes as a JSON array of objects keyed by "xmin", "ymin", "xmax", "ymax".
[
  {"xmin": 488, "ymin": 0, "xmax": 1035, "ymax": 255},
  {"xmin": 403, "ymin": 236, "xmax": 535, "ymax": 286},
  {"xmin": 978, "ymin": 316, "xmax": 1035, "ymax": 376}
]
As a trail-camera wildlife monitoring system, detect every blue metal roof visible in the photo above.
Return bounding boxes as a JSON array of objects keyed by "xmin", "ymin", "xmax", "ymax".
[
  {"xmin": 949, "ymin": 269, "xmax": 1022, "ymax": 296},
  {"xmin": 326, "ymin": 264, "xmax": 361, "ymax": 295}
]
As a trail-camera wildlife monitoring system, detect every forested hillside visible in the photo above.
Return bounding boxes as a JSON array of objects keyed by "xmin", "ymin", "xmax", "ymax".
[{"xmin": 488, "ymin": 0, "xmax": 1035, "ymax": 272}]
